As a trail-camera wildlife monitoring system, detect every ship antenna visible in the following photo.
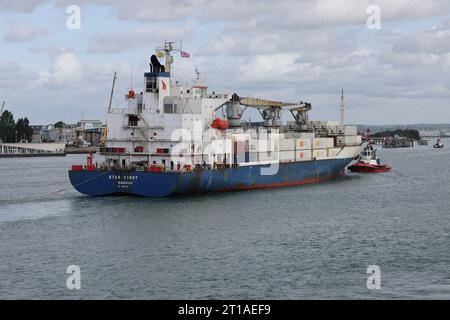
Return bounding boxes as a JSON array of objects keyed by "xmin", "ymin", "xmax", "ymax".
[{"xmin": 340, "ymin": 88, "xmax": 345, "ymax": 125}]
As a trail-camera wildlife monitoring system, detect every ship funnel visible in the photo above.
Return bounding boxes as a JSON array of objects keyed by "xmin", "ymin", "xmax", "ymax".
[{"xmin": 150, "ymin": 55, "xmax": 165, "ymax": 73}]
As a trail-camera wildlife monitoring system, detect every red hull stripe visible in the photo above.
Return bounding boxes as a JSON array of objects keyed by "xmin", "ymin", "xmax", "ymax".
[{"xmin": 217, "ymin": 174, "xmax": 340, "ymax": 192}]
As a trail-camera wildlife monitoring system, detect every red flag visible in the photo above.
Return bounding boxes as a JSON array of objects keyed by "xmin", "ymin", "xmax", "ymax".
[
  {"xmin": 180, "ymin": 51, "xmax": 190, "ymax": 58},
  {"xmin": 161, "ymin": 80, "xmax": 166, "ymax": 91}
]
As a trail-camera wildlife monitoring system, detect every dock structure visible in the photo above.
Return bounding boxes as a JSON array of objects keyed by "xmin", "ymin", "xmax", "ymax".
[
  {"xmin": 0, "ymin": 142, "xmax": 66, "ymax": 157},
  {"xmin": 382, "ymin": 137, "xmax": 414, "ymax": 148}
]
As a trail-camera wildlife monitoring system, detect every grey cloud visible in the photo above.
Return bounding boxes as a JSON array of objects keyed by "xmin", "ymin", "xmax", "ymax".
[
  {"xmin": 4, "ymin": 25, "xmax": 48, "ymax": 42},
  {"xmin": 54, "ymin": 0, "xmax": 450, "ymax": 27},
  {"xmin": 0, "ymin": 0, "xmax": 46, "ymax": 13},
  {"xmin": 87, "ymin": 25, "xmax": 192, "ymax": 53}
]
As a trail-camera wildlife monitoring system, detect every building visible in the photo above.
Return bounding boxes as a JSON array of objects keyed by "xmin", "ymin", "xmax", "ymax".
[
  {"xmin": 40, "ymin": 124, "xmax": 76, "ymax": 143},
  {"xmin": 73, "ymin": 120, "xmax": 104, "ymax": 146}
]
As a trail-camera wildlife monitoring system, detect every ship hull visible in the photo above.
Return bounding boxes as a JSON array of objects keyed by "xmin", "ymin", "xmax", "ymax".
[{"xmin": 68, "ymin": 158, "xmax": 354, "ymax": 197}]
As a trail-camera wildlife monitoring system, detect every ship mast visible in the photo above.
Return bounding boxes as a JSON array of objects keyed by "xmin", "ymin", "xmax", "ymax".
[
  {"xmin": 157, "ymin": 41, "xmax": 182, "ymax": 73},
  {"xmin": 340, "ymin": 88, "xmax": 345, "ymax": 125}
]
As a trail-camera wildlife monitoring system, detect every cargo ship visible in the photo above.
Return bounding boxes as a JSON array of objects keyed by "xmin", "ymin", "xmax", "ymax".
[{"xmin": 69, "ymin": 42, "xmax": 362, "ymax": 197}]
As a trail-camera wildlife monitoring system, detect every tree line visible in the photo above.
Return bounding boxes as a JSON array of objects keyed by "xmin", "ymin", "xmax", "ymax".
[
  {"xmin": 0, "ymin": 110, "xmax": 33, "ymax": 143},
  {"xmin": 371, "ymin": 129, "xmax": 421, "ymax": 140}
]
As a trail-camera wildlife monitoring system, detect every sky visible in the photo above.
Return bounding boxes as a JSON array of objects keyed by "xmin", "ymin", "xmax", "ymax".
[{"xmin": 1, "ymin": 0, "xmax": 450, "ymax": 125}]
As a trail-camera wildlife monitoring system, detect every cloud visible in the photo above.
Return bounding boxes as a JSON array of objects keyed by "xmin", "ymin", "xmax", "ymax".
[
  {"xmin": 3, "ymin": 25, "xmax": 48, "ymax": 42},
  {"xmin": 47, "ymin": 52, "xmax": 83, "ymax": 86},
  {"xmin": 2, "ymin": 0, "xmax": 450, "ymax": 124},
  {"xmin": 54, "ymin": 0, "xmax": 450, "ymax": 27},
  {"xmin": 0, "ymin": 0, "xmax": 46, "ymax": 13},
  {"xmin": 87, "ymin": 24, "xmax": 192, "ymax": 53}
]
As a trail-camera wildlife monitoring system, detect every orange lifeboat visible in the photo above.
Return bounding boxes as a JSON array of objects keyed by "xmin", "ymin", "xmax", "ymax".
[
  {"xmin": 125, "ymin": 90, "xmax": 135, "ymax": 99},
  {"xmin": 211, "ymin": 118, "xmax": 228, "ymax": 130}
]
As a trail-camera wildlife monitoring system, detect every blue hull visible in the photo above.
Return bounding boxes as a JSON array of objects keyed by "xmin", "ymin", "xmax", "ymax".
[{"xmin": 68, "ymin": 158, "xmax": 353, "ymax": 197}]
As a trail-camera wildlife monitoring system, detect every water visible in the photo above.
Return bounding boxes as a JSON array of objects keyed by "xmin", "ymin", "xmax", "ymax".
[{"xmin": 1, "ymin": 144, "xmax": 450, "ymax": 299}]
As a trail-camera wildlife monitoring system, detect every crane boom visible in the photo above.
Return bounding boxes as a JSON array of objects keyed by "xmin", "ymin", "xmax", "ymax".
[
  {"xmin": 108, "ymin": 72, "xmax": 117, "ymax": 113},
  {"xmin": 239, "ymin": 97, "xmax": 297, "ymax": 108}
]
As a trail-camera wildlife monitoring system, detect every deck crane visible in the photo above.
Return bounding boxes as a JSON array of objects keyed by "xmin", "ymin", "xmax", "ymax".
[{"xmin": 217, "ymin": 93, "xmax": 312, "ymax": 127}]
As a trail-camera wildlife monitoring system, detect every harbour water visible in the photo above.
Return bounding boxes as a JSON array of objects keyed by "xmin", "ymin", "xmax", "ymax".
[{"xmin": 0, "ymin": 142, "xmax": 449, "ymax": 299}]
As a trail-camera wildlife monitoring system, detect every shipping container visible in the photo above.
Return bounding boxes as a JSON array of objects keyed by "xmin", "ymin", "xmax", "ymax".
[
  {"xmin": 295, "ymin": 138, "xmax": 312, "ymax": 150},
  {"xmin": 313, "ymin": 138, "xmax": 334, "ymax": 149},
  {"xmin": 249, "ymin": 139, "xmax": 258, "ymax": 152},
  {"xmin": 299, "ymin": 132, "xmax": 316, "ymax": 139},
  {"xmin": 327, "ymin": 147, "xmax": 343, "ymax": 158},
  {"xmin": 295, "ymin": 150, "xmax": 312, "ymax": 161},
  {"xmin": 257, "ymin": 139, "xmax": 279, "ymax": 152},
  {"xmin": 312, "ymin": 149, "xmax": 328, "ymax": 160},
  {"xmin": 204, "ymin": 139, "xmax": 232, "ymax": 154},
  {"xmin": 344, "ymin": 126, "xmax": 358, "ymax": 136},
  {"xmin": 258, "ymin": 151, "xmax": 278, "ymax": 162},
  {"xmin": 337, "ymin": 135, "xmax": 361, "ymax": 146},
  {"xmin": 279, "ymin": 150, "xmax": 295, "ymax": 162},
  {"xmin": 279, "ymin": 138, "xmax": 296, "ymax": 151},
  {"xmin": 327, "ymin": 126, "xmax": 337, "ymax": 135}
]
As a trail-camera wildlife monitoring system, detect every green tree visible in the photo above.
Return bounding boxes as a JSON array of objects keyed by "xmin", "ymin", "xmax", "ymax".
[
  {"xmin": 54, "ymin": 121, "xmax": 65, "ymax": 128},
  {"xmin": 15, "ymin": 117, "xmax": 33, "ymax": 142},
  {"xmin": 0, "ymin": 110, "xmax": 16, "ymax": 143}
]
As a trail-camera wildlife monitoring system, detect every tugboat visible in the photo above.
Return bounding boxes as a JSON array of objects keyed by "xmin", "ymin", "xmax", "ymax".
[
  {"xmin": 348, "ymin": 143, "xmax": 391, "ymax": 173},
  {"xmin": 433, "ymin": 137, "xmax": 444, "ymax": 149}
]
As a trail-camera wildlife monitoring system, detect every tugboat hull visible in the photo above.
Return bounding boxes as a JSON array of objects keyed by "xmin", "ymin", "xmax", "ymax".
[{"xmin": 348, "ymin": 162, "xmax": 391, "ymax": 173}]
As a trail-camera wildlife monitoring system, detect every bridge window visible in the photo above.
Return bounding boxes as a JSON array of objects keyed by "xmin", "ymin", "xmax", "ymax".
[{"xmin": 146, "ymin": 77, "xmax": 157, "ymax": 92}]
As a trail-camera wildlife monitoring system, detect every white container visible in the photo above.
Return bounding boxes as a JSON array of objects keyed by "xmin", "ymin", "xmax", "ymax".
[
  {"xmin": 313, "ymin": 138, "xmax": 334, "ymax": 149},
  {"xmin": 248, "ymin": 139, "xmax": 256, "ymax": 151},
  {"xmin": 313, "ymin": 149, "xmax": 328, "ymax": 160},
  {"xmin": 299, "ymin": 132, "xmax": 316, "ymax": 139},
  {"xmin": 344, "ymin": 126, "xmax": 358, "ymax": 136},
  {"xmin": 279, "ymin": 138, "xmax": 296, "ymax": 151},
  {"xmin": 295, "ymin": 150, "xmax": 312, "ymax": 161},
  {"xmin": 327, "ymin": 147, "xmax": 342, "ymax": 158},
  {"xmin": 279, "ymin": 150, "xmax": 295, "ymax": 162},
  {"xmin": 258, "ymin": 151, "xmax": 277, "ymax": 162},
  {"xmin": 295, "ymin": 138, "xmax": 312, "ymax": 150},
  {"xmin": 337, "ymin": 135, "xmax": 362, "ymax": 145},
  {"xmin": 257, "ymin": 138, "xmax": 279, "ymax": 152},
  {"xmin": 327, "ymin": 126, "xmax": 337, "ymax": 135}
]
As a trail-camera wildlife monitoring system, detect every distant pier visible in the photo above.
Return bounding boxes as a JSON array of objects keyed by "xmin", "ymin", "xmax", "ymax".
[
  {"xmin": 370, "ymin": 137, "xmax": 414, "ymax": 148},
  {"xmin": 0, "ymin": 142, "xmax": 66, "ymax": 158}
]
